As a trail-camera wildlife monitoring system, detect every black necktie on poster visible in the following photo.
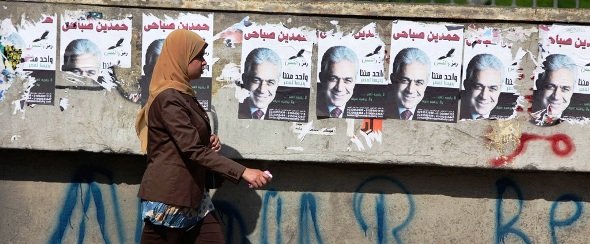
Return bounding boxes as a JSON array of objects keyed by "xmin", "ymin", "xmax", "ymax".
[
  {"xmin": 401, "ymin": 110, "xmax": 412, "ymax": 120},
  {"xmin": 252, "ymin": 109, "xmax": 264, "ymax": 119},
  {"xmin": 330, "ymin": 107, "xmax": 343, "ymax": 118}
]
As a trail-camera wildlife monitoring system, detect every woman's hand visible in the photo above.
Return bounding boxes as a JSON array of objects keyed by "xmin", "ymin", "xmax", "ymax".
[
  {"xmin": 241, "ymin": 168, "xmax": 272, "ymax": 188},
  {"xmin": 209, "ymin": 134, "xmax": 221, "ymax": 152}
]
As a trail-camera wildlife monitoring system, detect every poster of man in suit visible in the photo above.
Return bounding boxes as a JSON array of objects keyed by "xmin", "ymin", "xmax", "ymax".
[
  {"xmin": 316, "ymin": 22, "xmax": 387, "ymax": 119},
  {"xmin": 533, "ymin": 24, "xmax": 590, "ymax": 125},
  {"xmin": 460, "ymin": 26, "xmax": 524, "ymax": 121},
  {"xmin": 60, "ymin": 11, "xmax": 132, "ymax": 91},
  {"xmin": 387, "ymin": 20, "xmax": 464, "ymax": 123},
  {"xmin": 239, "ymin": 23, "xmax": 313, "ymax": 122}
]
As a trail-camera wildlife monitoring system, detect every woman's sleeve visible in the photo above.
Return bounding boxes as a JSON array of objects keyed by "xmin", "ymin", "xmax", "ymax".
[{"xmin": 153, "ymin": 92, "xmax": 246, "ymax": 183}]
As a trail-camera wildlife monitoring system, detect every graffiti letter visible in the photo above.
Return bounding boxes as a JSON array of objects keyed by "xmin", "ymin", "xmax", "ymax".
[
  {"xmin": 353, "ymin": 176, "xmax": 415, "ymax": 244},
  {"xmin": 299, "ymin": 193, "xmax": 323, "ymax": 244},
  {"xmin": 495, "ymin": 178, "xmax": 531, "ymax": 244},
  {"xmin": 549, "ymin": 194, "xmax": 583, "ymax": 244},
  {"xmin": 261, "ymin": 190, "xmax": 282, "ymax": 244}
]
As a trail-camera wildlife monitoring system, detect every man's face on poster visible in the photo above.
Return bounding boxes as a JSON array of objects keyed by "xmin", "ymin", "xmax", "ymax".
[
  {"xmin": 322, "ymin": 60, "xmax": 356, "ymax": 107},
  {"xmin": 244, "ymin": 61, "xmax": 280, "ymax": 109},
  {"xmin": 539, "ymin": 68, "xmax": 575, "ymax": 115},
  {"xmin": 66, "ymin": 53, "xmax": 100, "ymax": 81},
  {"xmin": 468, "ymin": 69, "xmax": 502, "ymax": 116},
  {"xmin": 392, "ymin": 62, "xmax": 429, "ymax": 109}
]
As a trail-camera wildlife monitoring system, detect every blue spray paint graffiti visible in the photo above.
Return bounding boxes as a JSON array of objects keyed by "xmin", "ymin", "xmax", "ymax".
[
  {"xmin": 299, "ymin": 193, "xmax": 323, "ymax": 244},
  {"xmin": 135, "ymin": 199, "xmax": 143, "ymax": 243},
  {"xmin": 261, "ymin": 190, "xmax": 283, "ymax": 244},
  {"xmin": 495, "ymin": 178, "xmax": 531, "ymax": 244},
  {"xmin": 353, "ymin": 176, "xmax": 415, "ymax": 244},
  {"xmin": 549, "ymin": 194, "xmax": 583, "ymax": 244},
  {"xmin": 213, "ymin": 200, "xmax": 249, "ymax": 244},
  {"xmin": 495, "ymin": 178, "xmax": 584, "ymax": 244},
  {"xmin": 49, "ymin": 166, "xmax": 126, "ymax": 244}
]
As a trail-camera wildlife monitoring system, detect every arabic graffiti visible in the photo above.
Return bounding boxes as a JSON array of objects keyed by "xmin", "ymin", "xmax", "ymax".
[{"xmin": 490, "ymin": 133, "xmax": 575, "ymax": 167}]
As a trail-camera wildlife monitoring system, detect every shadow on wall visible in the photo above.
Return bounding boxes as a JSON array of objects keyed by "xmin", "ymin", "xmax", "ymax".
[
  {"xmin": 1, "ymin": 148, "xmax": 590, "ymax": 243},
  {"xmin": 213, "ymin": 144, "xmax": 262, "ymax": 244},
  {"xmin": 1, "ymin": 146, "xmax": 589, "ymax": 201}
]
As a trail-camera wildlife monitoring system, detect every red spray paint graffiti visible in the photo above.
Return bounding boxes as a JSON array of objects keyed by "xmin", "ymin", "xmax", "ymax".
[{"xmin": 491, "ymin": 133, "xmax": 574, "ymax": 167}]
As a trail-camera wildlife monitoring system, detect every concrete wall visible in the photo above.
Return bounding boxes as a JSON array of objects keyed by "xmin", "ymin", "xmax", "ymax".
[
  {"xmin": 2, "ymin": 149, "xmax": 589, "ymax": 243},
  {"xmin": 1, "ymin": 0, "xmax": 590, "ymax": 171},
  {"xmin": 1, "ymin": 0, "xmax": 590, "ymax": 243}
]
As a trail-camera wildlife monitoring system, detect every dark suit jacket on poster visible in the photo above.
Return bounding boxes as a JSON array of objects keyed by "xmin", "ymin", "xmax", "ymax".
[
  {"xmin": 238, "ymin": 97, "xmax": 272, "ymax": 120},
  {"xmin": 384, "ymin": 98, "xmax": 426, "ymax": 120},
  {"xmin": 316, "ymin": 96, "xmax": 351, "ymax": 118},
  {"xmin": 459, "ymin": 90, "xmax": 473, "ymax": 120},
  {"xmin": 139, "ymin": 89, "xmax": 245, "ymax": 208}
]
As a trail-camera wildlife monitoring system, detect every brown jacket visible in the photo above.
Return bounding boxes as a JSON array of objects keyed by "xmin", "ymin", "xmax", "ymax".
[{"xmin": 138, "ymin": 88, "xmax": 246, "ymax": 208}]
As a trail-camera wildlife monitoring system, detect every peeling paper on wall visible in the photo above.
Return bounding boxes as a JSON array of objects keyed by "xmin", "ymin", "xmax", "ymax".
[
  {"xmin": 0, "ymin": 18, "xmax": 23, "ymax": 103},
  {"xmin": 285, "ymin": 146, "xmax": 304, "ymax": 151},
  {"xmin": 60, "ymin": 11, "xmax": 132, "ymax": 94},
  {"xmin": 213, "ymin": 16, "xmax": 251, "ymax": 48},
  {"xmin": 214, "ymin": 62, "xmax": 250, "ymax": 103},
  {"xmin": 349, "ymin": 136, "xmax": 364, "ymax": 151},
  {"xmin": 347, "ymin": 119, "xmax": 383, "ymax": 151},
  {"xmin": 291, "ymin": 121, "xmax": 335, "ymax": 142},
  {"xmin": 530, "ymin": 24, "xmax": 590, "ymax": 126},
  {"xmin": 217, "ymin": 62, "xmax": 241, "ymax": 85},
  {"xmin": 11, "ymin": 72, "xmax": 37, "ymax": 117},
  {"xmin": 461, "ymin": 26, "xmax": 528, "ymax": 121},
  {"xmin": 503, "ymin": 26, "xmax": 537, "ymax": 43},
  {"xmin": 59, "ymin": 97, "xmax": 69, "ymax": 111},
  {"xmin": 1, "ymin": 13, "xmax": 61, "ymax": 113}
]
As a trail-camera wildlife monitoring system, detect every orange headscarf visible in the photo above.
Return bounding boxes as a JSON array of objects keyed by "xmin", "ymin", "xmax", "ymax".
[{"xmin": 135, "ymin": 29, "xmax": 208, "ymax": 153}]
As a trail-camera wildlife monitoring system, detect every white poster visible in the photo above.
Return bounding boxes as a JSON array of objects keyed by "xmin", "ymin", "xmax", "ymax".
[
  {"xmin": 141, "ymin": 13, "xmax": 214, "ymax": 110},
  {"xmin": 60, "ymin": 11, "xmax": 132, "ymax": 89},
  {"xmin": 239, "ymin": 23, "xmax": 314, "ymax": 122},
  {"xmin": 460, "ymin": 26, "xmax": 525, "ymax": 120},
  {"xmin": 533, "ymin": 24, "xmax": 590, "ymax": 124},
  {"xmin": 316, "ymin": 22, "xmax": 387, "ymax": 119},
  {"xmin": 388, "ymin": 20, "xmax": 464, "ymax": 123}
]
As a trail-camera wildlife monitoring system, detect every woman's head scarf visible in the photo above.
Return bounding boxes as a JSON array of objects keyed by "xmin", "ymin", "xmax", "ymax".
[{"xmin": 135, "ymin": 29, "xmax": 207, "ymax": 153}]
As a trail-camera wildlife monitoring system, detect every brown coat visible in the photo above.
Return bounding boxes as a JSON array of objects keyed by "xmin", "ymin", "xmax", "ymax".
[{"xmin": 138, "ymin": 88, "xmax": 246, "ymax": 208}]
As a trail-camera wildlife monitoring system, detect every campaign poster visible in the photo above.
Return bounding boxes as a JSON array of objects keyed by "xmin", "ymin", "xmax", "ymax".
[
  {"xmin": 238, "ymin": 23, "xmax": 314, "ymax": 122},
  {"xmin": 142, "ymin": 13, "xmax": 214, "ymax": 110},
  {"xmin": 60, "ymin": 11, "xmax": 132, "ymax": 90},
  {"xmin": 461, "ymin": 26, "xmax": 525, "ymax": 120},
  {"xmin": 387, "ymin": 20, "xmax": 464, "ymax": 123},
  {"xmin": 3, "ymin": 15, "xmax": 57, "ymax": 105},
  {"xmin": 316, "ymin": 22, "xmax": 387, "ymax": 119},
  {"xmin": 532, "ymin": 24, "xmax": 590, "ymax": 125}
]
